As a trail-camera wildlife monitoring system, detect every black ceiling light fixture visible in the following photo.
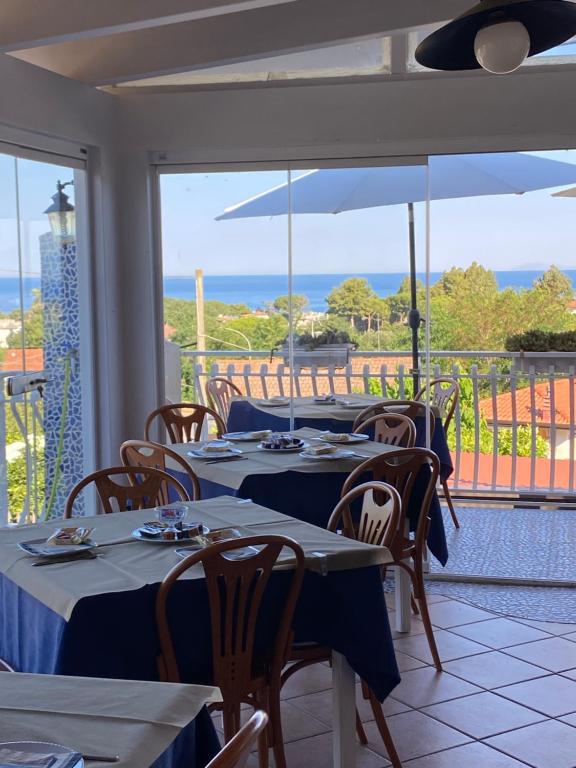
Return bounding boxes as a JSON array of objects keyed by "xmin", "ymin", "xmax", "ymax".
[{"xmin": 415, "ymin": 0, "xmax": 576, "ymax": 74}]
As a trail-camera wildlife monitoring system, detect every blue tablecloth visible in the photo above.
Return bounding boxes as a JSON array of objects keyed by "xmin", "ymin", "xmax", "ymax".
[
  {"xmin": 0, "ymin": 560, "xmax": 399, "ymax": 708},
  {"xmin": 225, "ymin": 400, "xmax": 450, "ymax": 565}
]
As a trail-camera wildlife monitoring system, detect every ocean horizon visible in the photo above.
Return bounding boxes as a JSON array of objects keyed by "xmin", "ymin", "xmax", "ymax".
[{"xmin": 1, "ymin": 270, "xmax": 575, "ymax": 314}]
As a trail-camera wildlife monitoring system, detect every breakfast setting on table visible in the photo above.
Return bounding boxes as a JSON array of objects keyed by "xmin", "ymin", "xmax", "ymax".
[{"xmin": 0, "ymin": 378, "xmax": 458, "ymax": 768}]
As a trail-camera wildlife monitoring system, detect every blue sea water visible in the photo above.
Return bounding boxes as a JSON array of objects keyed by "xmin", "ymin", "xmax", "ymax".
[{"xmin": 2, "ymin": 271, "xmax": 576, "ymax": 314}]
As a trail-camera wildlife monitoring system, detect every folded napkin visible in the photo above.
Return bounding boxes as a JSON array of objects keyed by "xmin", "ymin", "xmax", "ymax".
[
  {"xmin": 304, "ymin": 444, "xmax": 338, "ymax": 456},
  {"xmin": 320, "ymin": 432, "xmax": 350, "ymax": 442},
  {"xmin": 249, "ymin": 430, "xmax": 272, "ymax": 439},
  {"xmin": 201, "ymin": 440, "xmax": 232, "ymax": 453},
  {"xmin": 46, "ymin": 527, "xmax": 93, "ymax": 546}
]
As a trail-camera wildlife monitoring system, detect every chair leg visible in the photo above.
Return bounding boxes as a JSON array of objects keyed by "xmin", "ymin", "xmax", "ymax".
[
  {"xmin": 255, "ymin": 691, "xmax": 270, "ymax": 768},
  {"xmin": 268, "ymin": 683, "xmax": 288, "ymax": 768},
  {"xmin": 222, "ymin": 703, "xmax": 241, "ymax": 743},
  {"xmin": 442, "ymin": 480, "xmax": 460, "ymax": 529},
  {"xmin": 410, "ymin": 564, "xmax": 442, "ymax": 673},
  {"xmin": 367, "ymin": 689, "xmax": 402, "ymax": 768},
  {"xmin": 356, "ymin": 709, "xmax": 368, "ymax": 745},
  {"xmin": 410, "ymin": 594, "xmax": 420, "ymax": 615}
]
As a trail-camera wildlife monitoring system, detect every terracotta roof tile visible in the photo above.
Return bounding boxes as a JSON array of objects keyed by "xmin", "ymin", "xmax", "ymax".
[{"xmin": 480, "ymin": 379, "xmax": 576, "ymax": 427}]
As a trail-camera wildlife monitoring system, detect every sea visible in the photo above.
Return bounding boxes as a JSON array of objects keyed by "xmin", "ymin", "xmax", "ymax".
[{"xmin": 1, "ymin": 270, "xmax": 576, "ymax": 314}]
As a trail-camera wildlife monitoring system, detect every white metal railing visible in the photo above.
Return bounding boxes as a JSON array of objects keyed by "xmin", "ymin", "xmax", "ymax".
[
  {"xmin": 0, "ymin": 371, "xmax": 44, "ymax": 525},
  {"xmin": 182, "ymin": 349, "xmax": 576, "ymax": 499}
]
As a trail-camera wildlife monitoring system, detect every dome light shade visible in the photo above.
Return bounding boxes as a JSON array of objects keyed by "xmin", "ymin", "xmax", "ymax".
[
  {"xmin": 474, "ymin": 20, "xmax": 530, "ymax": 73},
  {"xmin": 416, "ymin": 0, "xmax": 576, "ymax": 72}
]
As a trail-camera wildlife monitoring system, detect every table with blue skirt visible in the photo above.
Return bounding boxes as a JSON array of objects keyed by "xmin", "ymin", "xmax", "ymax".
[{"xmin": 0, "ymin": 499, "xmax": 400, "ymax": 766}]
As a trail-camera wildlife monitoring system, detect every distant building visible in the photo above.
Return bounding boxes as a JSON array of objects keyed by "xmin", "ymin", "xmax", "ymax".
[
  {"xmin": 480, "ymin": 379, "xmax": 576, "ymax": 459},
  {"xmin": 0, "ymin": 319, "xmax": 21, "ymax": 348}
]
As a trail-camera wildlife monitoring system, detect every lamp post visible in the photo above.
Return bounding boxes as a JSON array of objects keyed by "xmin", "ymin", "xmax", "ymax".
[{"xmin": 44, "ymin": 180, "xmax": 75, "ymax": 244}]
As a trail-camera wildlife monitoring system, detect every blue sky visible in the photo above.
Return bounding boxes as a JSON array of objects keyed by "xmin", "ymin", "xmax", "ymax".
[{"xmin": 159, "ymin": 149, "xmax": 576, "ymax": 276}]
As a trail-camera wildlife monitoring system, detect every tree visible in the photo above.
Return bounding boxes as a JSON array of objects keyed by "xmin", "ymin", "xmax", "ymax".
[
  {"xmin": 326, "ymin": 278, "xmax": 379, "ymax": 330},
  {"xmin": 387, "ymin": 276, "xmax": 425, "ymax": 324},
  {"xmin": 533, "ymin": 264, "xmax": 573, "ymax": 303},
  {"xmin": 7, "ymin": 291, "xmax": 44, "ymax": 348},
  {"xmin": 271, "ymin": 294, "xmax": 309, "ymax": 326}
]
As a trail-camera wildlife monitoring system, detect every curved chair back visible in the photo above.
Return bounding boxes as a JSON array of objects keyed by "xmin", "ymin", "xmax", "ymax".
[
  {"xmin": 145, "ymin": 403, "xmax": 226, "ymax": 444},
  {"xmin": 416, "ymin": 377, "xmax": 459, "ymax": 430},
  {"xmin": 341, "ymin": 447, "xmax": 440, "ymax": 552},
  {"xmin": 156, "ymin": 535, "xmax": 305, "ymax": 698},
  {"xmin": 206, "ymin": 711, "xmax": 269, "ymax": 768},
  {"xmin": 64, "ymin": 466, "xmax": 189, "ymax": 518},
  {"xmin": 120, "ymin": 439, "xmax": 201, "ymax": 501},
  {"xmin": 0, "ymin": 659, "xmax": 15, "ymax": 672},
  {"xmin": 354, "ymin": 413, "xmax": 416, "ymax": 448},
  {"xmin": 328, "ymin": 481, "xmax": 402, "ymax": 549},
  {"xmin": 206, "ymin": 377, "xmax": 243, "ymax": 424}
]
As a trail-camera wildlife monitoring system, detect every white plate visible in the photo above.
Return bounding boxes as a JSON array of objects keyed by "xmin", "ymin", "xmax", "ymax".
[
  {"xmin": 313, "ymin": 397, "xmax": 336, "ymax": 405},
  {"xmin": 256, "ymin": 399, "xmax": 289, "ymax": 408},
  {"xmin": 187, "ymin": 447, "xmax": 242, "ymax": 460},
  {"xmin": 299, "ymin": 449, "xmax": 355, "ymax": 461},
  {"xmin": 257, "ymin": 441, "xmax": 309, "ymax": 453},
  {"xmin": 317, "ymin": 432, "xmax": 370, "ymax": 444},
  {"xmin": 0, "ymin": 741, "xmax": 83, "ymax": 768},
  {"xmin": 222, "ymin": 431, "xmax": 271, "ymax": 442},
  {"xmin": 335, "ymin": 401, "xmax": 368, "ymax": 410},
  {"xmin": 18, "ymin": 538, "xmax": 96, "ymax": 558},
  {"xmin": 131, "ymin": 524, "xmax": 210, "ymax": 544}
]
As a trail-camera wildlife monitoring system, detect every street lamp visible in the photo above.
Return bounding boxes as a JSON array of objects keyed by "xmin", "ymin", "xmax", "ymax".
[{"xmin": 44, "ymin": 180, "xmax": 75, "ymax": 243}]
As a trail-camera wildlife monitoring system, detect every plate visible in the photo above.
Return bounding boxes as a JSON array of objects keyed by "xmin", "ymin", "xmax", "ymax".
[
  {"xmin": 187, "ymin": 447, "xmax": 242, "ymax": 460},
  {"xmin": 299, "ymin": 449, "xmax": 355, "ymax": 461},
  {"xmin": 335, "ymin": 400, "xmax": 368, "ymax": 410},
  {"xmin": 18, "ymin": 538, "xmax": 96, "ymax": 558},
  {"xmin": 257, "ymin": 441, "xmax": 309, "ymax": 453},
  {"xmin": 313, "ymin": 397, "xmax": 335, "ymax": 405},
  {"xmin": 318, "ymin": 432, "xmax": 370, "ymax": 444},
  {"xmin": 222, "ymin": 431, "xmax": 272, "ymax": 442},
  {"xmin": 0, "ymin": 741, "xmax": 83, "ymax": 768},
  {"xmin": 131, "ymin": 523, "xmax": 210, "ymax": 543},
  {"xmin": 256, "ymin": 399, "xmax": 289, "ymax": 408}
]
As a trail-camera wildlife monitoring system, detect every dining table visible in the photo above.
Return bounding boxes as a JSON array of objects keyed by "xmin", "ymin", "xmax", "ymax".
[
  {"xmin": 0, "ymin": 672, "xmax": 221, "ymax": 768},
  {"xmin": 0, "ymin": 496, "xmax": 400, "ymax": 768}
]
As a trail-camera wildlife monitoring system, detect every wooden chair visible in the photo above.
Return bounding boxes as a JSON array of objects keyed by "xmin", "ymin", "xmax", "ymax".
[
  {"xmin": 352, "ymin": 399, "xmax": 433, "ymax": 434},
  {"xmin": 120, "ymin": 439, "xmax": 201, "ymax": 501},
  {"xmin": 280, "ymin": 482, "xmax": 403, "ymax": 767},
  {"xmin": 416, "ymin": 378, "xmax": 460, "ymax": 529},
  {"xmin": 354, "ymin": 412, "xmax": 417, "ymax": 448},
  {"xmin": 64, "ymin": 466, "xmax": 189, "ymax": 518},
  {"xmin": 206, "ymin": 711, "xmax": 269, "ymax": 768},
  {"xmin": 156, "ymin": 535, "xmax": 305, "ymax": 768},
  {"xmin": 206, "ymin": 377, "xmax": 243, "ymax": 424},
  {"xmin": 145, "ymin": 403, "xmax": 226, "ymax": 444},
  {"xmin": 341, "ymin": 448, "xmax": 443, "ymax": 672},
  {"xmin": 0, "ymin": 659, "xmax": 15, "ymax": 672}
]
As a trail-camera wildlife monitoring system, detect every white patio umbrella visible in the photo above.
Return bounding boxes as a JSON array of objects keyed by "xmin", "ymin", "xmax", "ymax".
[{"xmin": 216, "ymin": 152, "xmax": 576, "ymax": 391}]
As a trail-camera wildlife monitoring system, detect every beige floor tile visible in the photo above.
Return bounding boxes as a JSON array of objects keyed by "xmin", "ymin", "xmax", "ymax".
[
  {"xmin": 394, "ymin": 650, "xmax": 428, "ymax": 672},
  {"xmin": 421, "ymin": 593, "xmax": 453, "ymax": 605},
  {"xmin": 451, "ymin": 618, "xmax": 551, "ymax": 649},
  {"xmin": 426, "ymin": 600, "xmax": 496, "ymax": 629},
  {"xmin": 443, "ymin": 650, "xmax": 548, "ymax": 688},
  {"xmin": 390, "ymin": 615, "xmax": 427, "ymax": 639},
  {"xmin": 364, "ymin": 710, "xmax": 470, "ymax": 762},
  {"xmin": 485, "ymin": 718, "xmax": 576, "ymax": 768},
  {"xmin": 288, "ymin": 684, "xmax": 409, "ymax": 726},
  {"xmin": 560, "ymin": 713, "xmax": 576, "ymax": 726},
  {"xmin": 282, "ymin": 732, "xmax": 390, "ymax": 768},
  {"xmin": 563, "ymin": 632, "xmax": 576, "ymax": 642},
  {"xmin": 422, "ymin": 691, "xmax": 545, "ymax": 739},
  {"xmin": 494, "ymin": 675, "xmax": 576, "ymax": 717},
  {"xmin": 281, "ymin": 662, "xmax": 333, "ymax": 699},
  {"xmin": 236, "ymin": 700, "xmax": 330, "ymax": 742},
  {"xmin": 387, "ymin": 666, "xmax": 481, "ymax": 708},
  {"xmin": 503, "ymin": 637, "xmax": 576, "ymax": 672},
  {"xmin": 562, "ymin": 668, "xmax": 576, "ymax": 681},
  {"xmin": 393, "ymin": 628, "xmax": 490, "ymax": 664},
  {"xmin": 403, "ymin": 741, "xmax": 529, "ymax": 767},
  {"xmin": 513, "ymin": 618, "xmax": 576, "ymax": 636}
]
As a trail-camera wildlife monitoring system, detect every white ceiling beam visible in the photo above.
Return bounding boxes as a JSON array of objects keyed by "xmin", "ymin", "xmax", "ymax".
[
  {"xmin": 11, "ymin": 0, "xmax": 471, "ymax": 85},
  {"xmin": 0, "ymin": 0, "xmax": 296, "ymax": 52}
]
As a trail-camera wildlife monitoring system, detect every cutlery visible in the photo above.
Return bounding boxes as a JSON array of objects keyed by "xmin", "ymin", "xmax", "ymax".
[
  {"xmin": 205, "ymin": 456, "xmax": 247, "ymax": 464},
  {"xmin": 82, "ymin": 755, "xmax": 120, "ymax": 763},
  {"xmin": 32, "ymin": 553, "xmax": 98, "ymax": 567}
]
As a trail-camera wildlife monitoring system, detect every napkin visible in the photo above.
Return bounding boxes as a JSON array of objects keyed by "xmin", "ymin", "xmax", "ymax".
[
  {"xmin": 304, "ymin": 444, "xmax": 338, "ymax": 456},
  {"xmin": 45, "ymin": 527, "xmax": 93, "ymax": 546},
  {"xmin": 321, "ymin": 432, "xmax": 350, "ymax": 442},
  {"xmin": 201, "ymin": 440, "xmax": 232, "ymax": 452}
]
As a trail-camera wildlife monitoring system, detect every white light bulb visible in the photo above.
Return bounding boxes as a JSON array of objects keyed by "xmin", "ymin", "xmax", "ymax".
[{"xmin": 474, "ymin": 20, "xmax": 531, "ymax": 74}]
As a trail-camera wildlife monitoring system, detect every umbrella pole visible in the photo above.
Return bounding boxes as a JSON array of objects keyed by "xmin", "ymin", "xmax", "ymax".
[{"xmin": 407, "ymin": 202, "xmax": 421, "ymax": 395}]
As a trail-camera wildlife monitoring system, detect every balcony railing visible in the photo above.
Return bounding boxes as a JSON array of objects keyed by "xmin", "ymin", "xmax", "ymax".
[{"xmin": 181, "ymin": 348, "xmax": 576, "ymax": 501}]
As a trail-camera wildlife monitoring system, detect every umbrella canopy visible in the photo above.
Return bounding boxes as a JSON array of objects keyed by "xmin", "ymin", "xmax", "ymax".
[{"xmin": 216, "ymin": 152, "xmax": 576, "ymax": 389}]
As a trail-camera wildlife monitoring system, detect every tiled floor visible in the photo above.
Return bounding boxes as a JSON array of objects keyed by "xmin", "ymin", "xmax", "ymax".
[{"xmin": 214, "ymin": 592, "xmax": 576, "ymax": 767}]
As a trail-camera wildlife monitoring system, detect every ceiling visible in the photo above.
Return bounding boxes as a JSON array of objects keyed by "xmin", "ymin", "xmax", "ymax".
[{"xmin": 2, "ymin": 0, "xmax": 473, "ymax": 87}]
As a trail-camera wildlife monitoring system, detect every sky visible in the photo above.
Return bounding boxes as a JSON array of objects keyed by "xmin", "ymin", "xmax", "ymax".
[{"xmin": 159, "ymin": 149, "xmax": 576, "ymax": 276}]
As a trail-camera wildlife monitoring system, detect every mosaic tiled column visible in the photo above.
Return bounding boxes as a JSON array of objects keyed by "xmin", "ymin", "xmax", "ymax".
[{"xmin": 40, "ymin": 232, "xmax": 84, "ymax": 516}]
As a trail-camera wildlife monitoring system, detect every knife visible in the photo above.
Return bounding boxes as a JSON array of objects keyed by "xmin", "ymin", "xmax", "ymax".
[{"xmin": 32, "ymin": 553, "xmax": 98, "ymax": 567}]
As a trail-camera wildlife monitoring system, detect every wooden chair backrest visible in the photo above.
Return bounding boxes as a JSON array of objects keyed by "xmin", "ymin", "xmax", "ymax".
[
  {"xmin": 354, "ymin": 413, "xmax": 416, "ymax": 448},
  {"xmin": 145, "ymin": 403, "xmax": 226, "ymax": 444},
  {"xmin": 341, "ymin": 447, "xmax": 440, "ymax": 552},
  {"xmin": 416, "ymin": 378, "xmax": 459, "ymax": 429},
  {"xmin": 120, "ymin": 439, "xmax": 201, "ymax": 501},
  {"xmin": 206, "ymin": 711, "xmax": 268, "ymax": 768},
  {"xmin": 0, "ymin": 659, "xmax": 15, "ymax": 672},
  {"xmin": 64, "ymin": 466, "xmax": 189, "ymax": 518},
  {"xmin": 206, "ymin": 377, "xmax": 242, "ymax": 423},
  {"xmin": 156, "ymin": 535, "xmax": 305, "ymax": 701},
  {"xmin": 328, "ymin": 481, "xmax": 401, "ymax": 549}
]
